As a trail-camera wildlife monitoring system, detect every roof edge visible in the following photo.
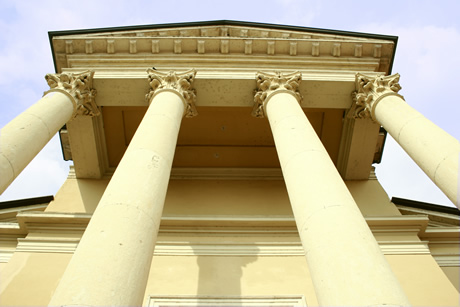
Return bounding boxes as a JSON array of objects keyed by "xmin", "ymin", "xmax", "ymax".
[
  {"xmin": 48, "ymin": 20, "xmax": 398, "ymax": 73},
  {"xmin": 0, "ymin": 195, "xmax": 54, "ymax": 210},
  {"xmin": 392, "ymin": 197, "xmax": 460, "ymax": 216}
]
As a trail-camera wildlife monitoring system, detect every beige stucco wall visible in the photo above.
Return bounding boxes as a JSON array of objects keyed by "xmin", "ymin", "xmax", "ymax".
[
  {"xmin": 143, "ymin": 255, "xmax": 318, "ymax": 306},
  {"xmin": 441, "ymin": 266, "xmax": 460, "ymax": 292},
  {"xmin": 0, "ymin": 252, "xmax": 71, "ymax": 306},
  {"xmin": 44, "ymin": 176, "xmax": 398, "ymax": 217},
  {"xmin": 346, "ymin": 180, "xmax": 401, "ymax": 216},
  {"xmin": 45, "ymin": 178, "xmax": 109, "ymax": 214},
  {"xmin": 3, "ymin": 176, "xmax": 457, "ymax": 306},
  {"xmin": 386, "ymin": 254, "xmax": 459, "ymax": 306}
]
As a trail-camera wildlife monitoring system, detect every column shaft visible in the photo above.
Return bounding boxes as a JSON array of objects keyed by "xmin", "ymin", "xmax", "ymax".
[
  {"xmin": 374, "ymin": 95, "xmax": 459, "ymax": 206},
  {"xmin": 265, "ymin": 92, "xmax": 410, "ymax": 306},
  {"xmin": 0, "ymin": 92, "xmax": 74, "ymax": 194},
  {"xmin": 48, "ymin": 90, "xmax": 185, "ymax": 306},
  {"xmin": 354, "ymin": 73, "xmax": 460, "ymax": 207}
]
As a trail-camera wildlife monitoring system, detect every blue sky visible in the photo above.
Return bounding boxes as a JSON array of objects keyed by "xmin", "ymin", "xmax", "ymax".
[{"xmin": 0, "ymin": 0, "xmax": 459, "ymax": 206}]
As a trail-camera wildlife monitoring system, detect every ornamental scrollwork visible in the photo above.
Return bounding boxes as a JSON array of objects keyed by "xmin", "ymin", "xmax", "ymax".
[
  {"xmin": 351, "ymin": 73, "xmax": 403, "ymax": 120},
  {"xmin": 252, "ymin": 71, "xmax": 302, "ymax": 118},
  {"xmin": 44, "ymin": 70, "xmax": 99, "ymax": 118},
  {"xmin": 146, "ymin": 69, "xmax": 197, "ymax": 118}
]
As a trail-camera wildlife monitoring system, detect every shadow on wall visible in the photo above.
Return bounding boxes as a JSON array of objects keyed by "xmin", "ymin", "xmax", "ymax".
[{"xmin": 195, "ymin": 246, "xmax": 258, "ymax": 306}]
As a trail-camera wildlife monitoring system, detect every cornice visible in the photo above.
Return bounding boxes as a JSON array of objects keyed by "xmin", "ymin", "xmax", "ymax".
[
  {"xmin": 2, "ymin": 212, "xmax": 454, "ymax": 259},
  {"xmin": 49, "ymin": 22, "xmax": 396, "ymax": 74}
]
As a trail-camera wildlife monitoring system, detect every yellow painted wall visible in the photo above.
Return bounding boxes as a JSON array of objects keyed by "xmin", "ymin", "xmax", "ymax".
[
  {"xmin": 44, "ymin": 176, "xmax": 398, "ymax": 218},
  {"xmin": 346, "ymin": 180, "xmax": 401, "ymax": 216},
  {"xmin": 45, "ymin": 178, "xmax": 109, "ymax": 214},
  {"xmin": 441, "ymin": 266, "xmax": 460, "ymax": 292},
  {"xmin": 386, "ymin": 254, "xmax": 460, "ymax": 306},
  {"xmin": 0, "ymin": 252, "xmax": 71, "ymax": 306},
  {"xmin": 143, "ymin": 255, "xmax": 318, "ymax": 306}
]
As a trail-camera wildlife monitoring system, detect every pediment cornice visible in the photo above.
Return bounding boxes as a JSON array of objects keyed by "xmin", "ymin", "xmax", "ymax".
[{"xmin": 49, "ymin": 21, "xmax": 396, "ymax": 74}]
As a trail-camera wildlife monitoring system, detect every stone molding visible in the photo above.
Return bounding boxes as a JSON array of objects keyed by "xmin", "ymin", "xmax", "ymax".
[
  {"xmin": 11, "ymin": 238, "xmax": 431, "ymax": 257},
  {"xmin": 351, "ymin": 73, "xmax": 404, "ymax": 121},
  {"xmin": 2, "ymin": 212, "xmax": 436, "ymax": 258},
  {"xmin": 146, "ymin": 69, "xmax": 198, "ymax": 118},
  {"xmin": 44, "ymin": 70, "xmax": 99, "ymax": 118},
  {"xmin": 146, "ymin": 295, "xmax": 307, "ymax": 307},
  {"xmin": 252, "ymin": 71, "xmax": 302, "ymax": 118}
]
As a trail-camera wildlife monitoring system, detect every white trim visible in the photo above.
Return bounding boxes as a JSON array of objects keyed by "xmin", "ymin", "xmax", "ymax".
[
  {"xmin": 146, "ymin": 295, "xmax": 307, "ymax": 307},
  {"xmin": 432, "ymin": 255, "xmax": 460, "ymax": 267},
  {"xmin": 0, "ymin": 250, "xmax": 14, "ymax": 263},
  {"xmin": 13, "ymin": 239, "xmax": 430, "ymax": 256}
]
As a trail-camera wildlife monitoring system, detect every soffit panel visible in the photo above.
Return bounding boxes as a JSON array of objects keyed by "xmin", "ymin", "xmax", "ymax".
[{"xmin": 102, "ymin": 106, "xmax": 340, "ymax": 169}]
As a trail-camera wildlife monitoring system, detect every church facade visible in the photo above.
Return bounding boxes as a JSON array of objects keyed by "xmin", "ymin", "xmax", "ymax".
[{"xmin": 0, "ymin": 21, "xmax": 459, "ymax": 306}]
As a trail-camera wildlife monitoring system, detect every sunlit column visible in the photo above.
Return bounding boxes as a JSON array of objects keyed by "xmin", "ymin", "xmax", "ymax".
[
  {"xmin": 353, "ymin": 73, "xmax": 460, "ymax": 207},
  {"xmin": 0, "ymin": 71, "xmax": 98, "ymax": 194},
  {"xmin": 48, "ymin": 69, "xmax": 197, "ymax": 306},
  {"xmin": 253, "ymin": 71, "xmax": 410, "ymax": 306}
]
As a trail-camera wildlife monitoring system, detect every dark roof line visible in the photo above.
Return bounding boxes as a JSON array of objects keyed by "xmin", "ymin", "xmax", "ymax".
[
  {"xmin": 392, "ymin": 197, "xmax": 460, "ymax": 216},
  {"xmin": 48, "ymin": 20, "xmax": 398, "ymax": 73},
  {"xmin": 0, "ymin": 195, "xmax": 54, "ymax": 210}
]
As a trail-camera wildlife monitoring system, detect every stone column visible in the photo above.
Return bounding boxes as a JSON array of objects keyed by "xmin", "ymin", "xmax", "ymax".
[
  {"xmin": 48, "ymin": 69, "xmax": 197, "ymax": 307},
  {"xmin": 353, "ymin": 73, "xmax": 460, "ymax": 207},
  {"xmin": 0, "ymin": 71, "xmax": 98, "ymax": 194},
  {"xmin": 253, "ymin": 72, "xmax": 410, "ymax": 306}
]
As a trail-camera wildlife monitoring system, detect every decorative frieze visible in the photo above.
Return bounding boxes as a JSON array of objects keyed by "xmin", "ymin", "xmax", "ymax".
[
  {"xmin": 220, "ymin": 27, "xmax": 228, "ymax": 37},
  {"xmin": 267, "ymin": 41, "xmax": 275, "ymax": 55},
  {"xmin": 200, "ymin": 29, "xmax": 209, "ymax": 37},
  {"xmin": 146, "ymin": 69, "xmax": 198, "ymax": 117},
  {"xmin": 44, "ymin": 70, "xmax": 99, "ymax": 117},
  {"xmin": 354, "ymin": 44, "xmax": 362, "ymax": 57},
  {"xmin": 152, "ymin": 40, "xmax": 159, "ymax": 53},
  {"xmin": 289, "ymin": 42, "xmax": 297, "ymax": 56},
  {"xmin": 351, "ymin": 73, "xmax": 403, "ymax": 120},
  {"xmin": 245, "ymin": 40, "xmax": 253, "ymax": 54},
  {"xmin": 252, "ymin": 71, "xmax": 302, "ymax": 118},
  {"xmin": 374, "ymin": 44, "xmax": 382, "ymax": 57},
  {"xmin": 312, "ymin": 42, "xmax": 320, "ymax": 56},
  {"xmin": 220, "ymin": 40, "xmax": 229, "ymax": 54},
  {"xmin": 174, "ymin": 40, "xmax": 182, "ymax": 54},
  {"xmin": 197, "ymin": 40, "xmax": 205, "ymax": 54},
  {"xmin": 107, "ymin": 39, "xmax": 115, "ymax": 54},
  {"xmin": 129, "ymin": 40, "xmax": 137, "ymax": 54},
  {"xmin": 85, "ymin": 40, "xmax": 93, "ymax": 54},
  {"xmin": 65, "ymin": 40, "xmax": 73, "ymax": 54},
  {"xmin": 51, "ymin": 25, "xmax": 396, "ymax": 64},
  {"xmin": 332, "ymin": 43, "xmax": 341, "ymax": 57}
]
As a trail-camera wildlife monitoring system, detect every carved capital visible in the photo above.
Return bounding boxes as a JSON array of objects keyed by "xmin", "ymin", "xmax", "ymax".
[
  {"xmin": 351, "ymin": 73, "xmax": 403, "ymax": 120},
  {"xmin": 252, "ymin": 71, "xmax": 302, "ymax": 118},
  {"xmin": 146, "ymin": 69, "xmax": 198, "ymax": 118},
  {"xmin": 44, "ymin": 70, "xmax": 99, "ymax": 117}
]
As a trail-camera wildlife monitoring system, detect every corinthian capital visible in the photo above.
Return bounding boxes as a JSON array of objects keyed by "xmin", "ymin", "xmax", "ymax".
[
  {"xmin": 351, "ymin": 73, "xmax": 403, "ymax": 120},
  {"xmin": 252, "ymin": 71, "xmax": 302, "ymax": 118},
  {"xmin": 146, "ymin": 69, "xmax": 198, "ymax": 118},
  {"xmin": 44, "ymin": 70, "xmax": 99, "ymax": 117}
]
